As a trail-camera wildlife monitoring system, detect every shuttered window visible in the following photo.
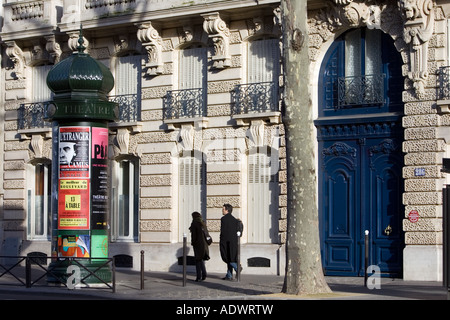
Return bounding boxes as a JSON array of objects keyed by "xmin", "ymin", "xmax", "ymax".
[
  {"xmin": 248, "ymin": 150, "xmax": 278, "ymax": 243},
  {"xmin": 248, "ymin": 38, "xmax": 279, "ymax": 84},
  {"xmin": 179, "ymin": 46, "xmax": 207, "ymax": 90},
  {"xmin": 115, "ymin": 55, "xmax": 141, "ymax": 95},
  {"xmin": 27, "ymin": 163, "xmax": 51, "ymax": 240},
  {"xmin": 32, "ymin": 65, "xmax": 53, "ymax": 102},
  {"xmin": 111, "ymin": 158, "xmax": 139, "ymax": 242},
  {"xmin": 178, "ymin": 154, "xmax": 205, "ymax": 241}
]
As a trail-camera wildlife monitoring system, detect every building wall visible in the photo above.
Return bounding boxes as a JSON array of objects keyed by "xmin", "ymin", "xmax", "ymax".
[
  {"xmin": 308, "ymin": 0, "xmax": 448, "ymax": 281},
  {"xmin": 1, "ymin": 0, "xmax": 449, "ymax": 280},
  {"xmin": 0, "ymin": 0, "xmax": 286, "ymax": 275}
]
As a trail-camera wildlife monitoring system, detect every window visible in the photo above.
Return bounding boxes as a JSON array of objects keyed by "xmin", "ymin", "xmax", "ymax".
[
  {"xmin": 248, "ymin": 38, "xmax": 279, "ymax": 84},
  {"xmin": 247, "ymin": 148, "xmax": 278, "ymax": 243},
  {"xmin": 178, "ymin": 152, "xmax": 205, "ymax": 241},
  {"xmin": 113, "ymin": 55, "xmax": 142, "ymax": 122},
  {"xmin": 321, "ymin": 28, "xmax": 403, "ymax": 115},
  {"xmin": 234, "ymin": 38, "xmax": 280, "ymax": 114},
  {"xmin": 179, "ymin": 46, "xmax": 207, "ymax": 91},
  {"xmin": 27, "ymin": 163, "xmax": 51, "ymax": 240},
  {"xmin": 111, "ymin": 158, "xmax": 139, "ymax": 242},
  {"xmin": 32, "ymin": 64, "xmax": 53, "ymax": 102}
]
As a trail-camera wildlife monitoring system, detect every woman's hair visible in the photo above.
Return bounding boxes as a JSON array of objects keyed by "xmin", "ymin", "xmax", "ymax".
[{"xmin": 192, "ymin": 211, "xmax": 201, "ymax": 219}]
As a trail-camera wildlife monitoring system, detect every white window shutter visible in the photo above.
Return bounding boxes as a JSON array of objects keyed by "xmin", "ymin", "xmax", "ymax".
[
  {"xmin": 179, "ymin": 47, "xmax": 206, "ymax": 90},
  {"xmin": 32, "ymin": 65, "xmax": 53, "ymax": 102},
  {"xmin": 116, "ymin": 55, "xmax": 141, "ymax": 95},
  {"xmin": 179, "ymin": 155, "xmax": 204, "ymax": 241},
  {"xmin": 248, "ymin": 151, "xmax": 276, "ymax": 243},
  {"xmin": 248, "ymin": 39, "xmax": 279, "ymax": 84}
]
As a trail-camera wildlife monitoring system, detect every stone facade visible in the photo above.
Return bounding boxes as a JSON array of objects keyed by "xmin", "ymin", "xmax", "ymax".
[{"xmin": 0, "ymin": 0, "xmax": 450, "ymax": 280}]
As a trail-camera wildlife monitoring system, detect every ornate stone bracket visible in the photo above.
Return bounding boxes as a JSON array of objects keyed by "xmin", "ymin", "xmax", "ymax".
[
  {"xmin": 177, "ymin": 124, "xmax": 195, "ymax": 153},
  {"xmin": 110, "ymin": 122, "xmax": 142, "ymax": 157},
  {"xmin": 202, "ymin": 12, "xmax": 231, "ymax": 69},
  {"xmin": 67, "ymin": 30, "xmax": 89, "ymax": 52},
  {"xmin": 247, "ymin": 120, "xmax": 265, "ymax": 148},
  {"xmin": 137, "ymin": 22, "xmax": 163, "ymax": 76},
  {"xmin": 399, "ymin": 0, "xmax": 434, "ymax": 100},
  {"xmin": 19, "ymin": 129, "xmax": 52, "ymax": 160},
  {"xmin": 5, "ymin": 41, "xmax": 26, "ymax": 79},
  {"xmin": 44, "ymin": 35, "xmax": 62, "ymax": 64},
  {"xmin": 30, "ymin": 40, "xmax": 50, "ymax": 66}
]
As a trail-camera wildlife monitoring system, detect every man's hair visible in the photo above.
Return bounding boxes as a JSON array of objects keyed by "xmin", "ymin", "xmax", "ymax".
[{"xmin": 223, "ymin": 203, "xmax": 233, "ymax": 214}]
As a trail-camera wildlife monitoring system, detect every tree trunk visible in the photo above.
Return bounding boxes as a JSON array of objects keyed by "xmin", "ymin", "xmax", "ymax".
[{"xmin": 281, "ymin": 0, "xmax": 331, "ymax": 295}]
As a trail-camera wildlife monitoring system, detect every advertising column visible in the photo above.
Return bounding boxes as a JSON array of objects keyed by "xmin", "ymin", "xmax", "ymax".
[
  {"xmin": 50, "ymin": 123, "xmax": 111, "ymax": 284},
  {"xmin": 56, "ymin": 125, "xmax": 109, "ymax": 260},
  {"xmin": 46, "ymin": 29, "xmax": 117, "ymax": 284}
]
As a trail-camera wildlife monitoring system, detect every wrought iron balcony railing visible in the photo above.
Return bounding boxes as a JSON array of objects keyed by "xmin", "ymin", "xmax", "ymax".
[
  {"xmin": 163, "ymin": 88, "xmax": 206, "ymax": 120},
  {"xmin": 337, "ymin": 74, "xmax": 385, "ymax": 108},
  {"xmin": 109, "ymin": 94, "xmax": 140, "ymax": 122},
  {"xmin": 232, "ymin": 82, "xmax": 279, "ymax": 115},
  {"xmin": 19, "ymin": 94, "xmax": 140, "ymax": 131},
  {"xmin": 18, "ymin": 102, "xmax": 52, "ymax": 130},
  {"xmin": 438, "ymin": 66, "xmax": 450, "ymax": 100}
]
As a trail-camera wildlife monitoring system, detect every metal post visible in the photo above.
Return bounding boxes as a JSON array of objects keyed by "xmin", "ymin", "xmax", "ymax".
[
  {"xmin": 140, "ymin": 250, "xmax": 144, "ymax": 290},
  {"xmin": 444, "ymin": 185, "xmax": 450, "ymax": 299},
  {"xmin": 183, "ymin": 234, "xmax": 187, "ymax": 287},
  {"xmin": 25, "ymin": 257, "xmax": 31, "ymax": 288},
  {"xmin": 236, "ymin": 231, "xmax": 240, "ymax": 282},
  {"xmin": 364, "ymin": 230, "xmax": 369, "ymax": 288},
  {"xmin": 112, "ymin": 257, "xmax": 116, "ymax": 293}
]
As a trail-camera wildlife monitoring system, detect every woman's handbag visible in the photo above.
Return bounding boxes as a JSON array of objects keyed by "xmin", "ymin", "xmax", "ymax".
[{"xmin": 203, "ymin": 228, "xmax": 213, "ymax": 245}]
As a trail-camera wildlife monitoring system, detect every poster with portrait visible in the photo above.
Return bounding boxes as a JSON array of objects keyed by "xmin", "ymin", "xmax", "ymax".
[
  {"xmin": 58, "ymin": 126, "xmax": 91, "ymax": 230},
  {"xmin": 59, "ymin": 126, "xmax": 90, "ymax": 179}
]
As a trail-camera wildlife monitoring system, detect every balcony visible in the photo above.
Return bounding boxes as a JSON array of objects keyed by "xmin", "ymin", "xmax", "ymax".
[
  {"xmin": 18, "ymin": 102, "xmax": 52, "ymax": 131},
  {"xmin": 19, "ymin": 94, "xmax": 141, "ymax": 131},
  {"xmin": 2, "ymin": 0, "xmax": 61, "ymax": 40},
  {"xmin": 232, "ymin": 82, "xmax": 280, "ymax": 125},
  {"xmin": 337, "ymin": 74, "xmax": 385, "ymax": 108},
  {"xmin": 109, "ymin": 94, "xmax": 140, "ymax": 123},
  {"xmin": 163, "ymin": 88, "xmax": 207, "ymax": 129},
  {"xmin": 437, "ymin": 66, "xmax": 450, "ymax": 113}
]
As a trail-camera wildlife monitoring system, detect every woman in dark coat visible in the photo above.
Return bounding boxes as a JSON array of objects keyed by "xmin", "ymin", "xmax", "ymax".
[{"xmin": 189, "ymin": 211, "xmax": 209, "ymax": 282}]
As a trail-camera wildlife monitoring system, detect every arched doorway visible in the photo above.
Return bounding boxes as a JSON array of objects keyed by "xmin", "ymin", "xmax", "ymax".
[{"xmin": 315, "ymin": 28, "xmax": 405, "ymax": 277}]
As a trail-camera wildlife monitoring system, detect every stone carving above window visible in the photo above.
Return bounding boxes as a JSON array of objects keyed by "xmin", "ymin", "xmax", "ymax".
[
  {"xmin": 398, "ymin": 0, "xmax": 435, "ymax": 100},
  {"xmin": 202, "ymin": 12, "xmax": 231, "ymax": 69},
  {"xmin": 5, "ymin": 41, "xmax": 26, "ymax": 80},
  {"xmin": 137, "ymin": 22, "xmax": 163, "ymax": 76}
]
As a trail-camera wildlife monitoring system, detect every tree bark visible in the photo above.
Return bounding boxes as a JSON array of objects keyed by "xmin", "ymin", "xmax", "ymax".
[{"xmin": 281, "ymin": 0, "xmax": 331, "ymax": 295}]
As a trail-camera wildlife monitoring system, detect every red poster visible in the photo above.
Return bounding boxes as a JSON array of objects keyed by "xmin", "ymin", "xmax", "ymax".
[{"xmin": 58, "ymin": 179, "xmax": 90, "ymax": 230}]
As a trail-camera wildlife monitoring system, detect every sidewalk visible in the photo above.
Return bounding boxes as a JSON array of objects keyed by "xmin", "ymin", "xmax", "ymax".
[
  {"xmin": 111, "ymin": 270, "xmax": 450, "ymax": 300},
  {"xmin": 1, "ymin": 268, "xmax": 447, "ymax": 300}
]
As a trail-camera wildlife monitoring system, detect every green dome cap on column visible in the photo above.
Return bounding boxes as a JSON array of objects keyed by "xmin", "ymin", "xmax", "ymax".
[{"xmin": 46, "ymin": 26, "xmax": 117, "ymax": 122}]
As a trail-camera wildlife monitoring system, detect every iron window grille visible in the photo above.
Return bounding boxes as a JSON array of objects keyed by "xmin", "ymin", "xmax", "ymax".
[
  {"xmin": 109, "ymin": 93, "xmax": 140, "ymax": 122},
  {"xmin": 232, "ymin": 82, "xmax": 279, "ymax": 115},
  {"xmin": 163, "ymin": 88, "xmax": 206, "ymax": 120},
  {"xmin": 18, "ymin": 102, "xmax": 52, "ymax": 130},
  {"xmin": 337, "ymin": 74, "xmax": 386, "ymax": 108},
  {"xmin": 439, "ymin": 66, "xmax": 450, "ymax": 100}
]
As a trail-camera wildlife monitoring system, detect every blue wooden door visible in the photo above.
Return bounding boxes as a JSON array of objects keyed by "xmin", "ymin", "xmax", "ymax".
[{"xmin": 316, "ymin": 28, "xmax": 404, "ymax": 277}]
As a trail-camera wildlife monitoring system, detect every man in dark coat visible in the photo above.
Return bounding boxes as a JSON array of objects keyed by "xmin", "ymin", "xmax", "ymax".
[
  {"xmin": 189, "ymin": 211, "xmax": 209, "ymax": 282},
  {"xmin": 220, "ymin": 204, "xmax": 243, "ymax": 280}
]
